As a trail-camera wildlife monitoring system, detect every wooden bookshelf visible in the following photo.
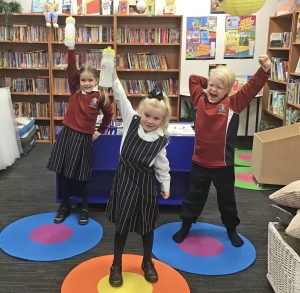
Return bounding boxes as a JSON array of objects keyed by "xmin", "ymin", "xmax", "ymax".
[
  {"xmin": 262, "ymin": 11, "xmax": 300, "ymax": 126},
  {"xmin": 1, "ymin": 14, "xmax": 182, "ymax": 143}
]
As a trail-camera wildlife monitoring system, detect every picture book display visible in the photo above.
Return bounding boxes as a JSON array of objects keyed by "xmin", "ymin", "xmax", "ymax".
[
  {"xmin": 224, "ymin": 15, "xmax": 256, "ymax": 59},
  {"xmin": 186, "ymin": 16, "xmax": 217, "ymax": 60}
]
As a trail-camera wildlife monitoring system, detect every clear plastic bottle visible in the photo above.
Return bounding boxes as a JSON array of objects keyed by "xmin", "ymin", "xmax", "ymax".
[
  {"xmin": 64, "ymin": 16, "xmax": 76, "ymax": 47},
  {"xmin": 99, "ymin": 46, "xmax": 115, "ymax": 87}
]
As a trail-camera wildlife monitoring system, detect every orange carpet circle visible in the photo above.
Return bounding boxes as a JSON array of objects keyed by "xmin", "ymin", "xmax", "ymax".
[{"xmin": 61, "ymin": 254, "xmax": 190, "ymax": 293}]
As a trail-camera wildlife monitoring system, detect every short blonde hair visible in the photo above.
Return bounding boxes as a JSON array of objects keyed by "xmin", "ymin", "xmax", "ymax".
[
  {"xmin": 209, "ymin": 66, "xmax": 236, "ymax": 90},
  {"xmin": 137, "ymin": 92, "xmax": 172, "ymax": 137}
]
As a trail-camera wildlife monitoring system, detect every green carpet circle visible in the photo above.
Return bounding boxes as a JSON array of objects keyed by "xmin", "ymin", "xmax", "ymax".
[
  {"xmin": 234, "ymin": 167, "xmax": 279, "ymax": 191},
  {"xmin": 234, "ymin": 150, "xmax": 252, "ymax": 167}
]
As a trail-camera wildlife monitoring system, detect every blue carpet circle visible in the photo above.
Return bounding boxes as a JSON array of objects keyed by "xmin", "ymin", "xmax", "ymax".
[
  {"xmin": 0, "ymin": 212, "xmax": 103, "ymax": 261},
  {"xmin": 153, "ymin": 222, "xmax": 256, "ymax": 275}
]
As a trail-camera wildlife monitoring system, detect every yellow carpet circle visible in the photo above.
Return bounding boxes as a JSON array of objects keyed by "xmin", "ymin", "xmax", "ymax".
[{"xmin": 97, "ymin": 272, "xmax": 153, "ymax": 293}]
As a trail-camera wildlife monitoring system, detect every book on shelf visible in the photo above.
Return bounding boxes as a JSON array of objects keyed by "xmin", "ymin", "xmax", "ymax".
[
  {"xmin": 295, "ymin": 58, "xmax": 300, "ymax": 73},
  {"xmin": 145, "ymin": 0, "xmax": 155, "ymax": 15},
  {"xmin": 62, "ymin": 0, "xmax": 71, "ymax": 14},
  {"xmin": 31, "ymin": 0, "xmax": 43, "ymax": 13},
  {"xmin": 100, "ymin": 0, "xmax": 114, "ymax": 15},
  {"xmin": 163, "ymin": 0, "xmax": 176, "ymax": 15},
  {"xmin": 119, "ymin": 0, "xmax": 129, "ymax": 15},
  {"xmin": 270, "ymin": 32, "xmax": 291, "ymax": 48},
  {"xmin": 86, "ymin": 0, "xmax": 100, "ymax": 15},
  {"xmin": 286, "ymin": 107, "xmax": 300, "ymax": 125}
]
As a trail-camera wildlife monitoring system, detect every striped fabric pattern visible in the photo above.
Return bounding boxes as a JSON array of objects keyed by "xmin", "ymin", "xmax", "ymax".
[
  {"xmin": 106, "ymin": 116, "xmax": 167, "ymax": 235},
  {"xmin": 46, "ymin": 126, "xmax": 93, "ymax": 181}
]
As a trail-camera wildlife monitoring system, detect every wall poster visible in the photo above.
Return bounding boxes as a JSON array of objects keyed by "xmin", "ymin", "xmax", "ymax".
[
  {"xmin": 186, "ymin": 16, "xmax": 217, "ymax": 60},
  {"xmin": 224, "ymin": 15, "xmax": 256, "ymax": 59}
]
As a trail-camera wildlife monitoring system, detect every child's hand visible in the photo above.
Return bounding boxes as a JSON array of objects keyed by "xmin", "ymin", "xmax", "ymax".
[
  {"xmin": 161, "ymin": 191, "xmax": 170, "ymax": 199},
  {"xmin": 93, "ymin": 131, "xmax": 101, "ymax": 141},
  {"xmin": 259, "ymin": 55, "xmax": 271, "ymax": 72}
]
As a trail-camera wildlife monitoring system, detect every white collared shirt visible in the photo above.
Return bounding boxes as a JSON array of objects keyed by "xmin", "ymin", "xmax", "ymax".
[
  {"xmin": 81, "ymin": 86, "xmax": 98, "ymax": 94},
  {"xmin": 112, "ymin": 79, "xmax": 170, "ymax": 192}
]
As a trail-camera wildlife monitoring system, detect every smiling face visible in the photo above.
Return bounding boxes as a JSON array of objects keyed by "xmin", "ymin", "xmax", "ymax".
[
  {"xmin": 206, "ymin": 75, "xmax": 231, "ymax": 104},
  {"xmin": 139, "ymin": 104, "xmax": 164, "ymax": 133},
  {"xmin": 79, "ymin": 70, "xmax": 98, "ymax": 93}
]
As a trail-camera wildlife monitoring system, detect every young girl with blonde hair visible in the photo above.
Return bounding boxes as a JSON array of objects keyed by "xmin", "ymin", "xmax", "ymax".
[{"xmin": 106, "ymin": 67, "xmax": 172, "ymax": 287}]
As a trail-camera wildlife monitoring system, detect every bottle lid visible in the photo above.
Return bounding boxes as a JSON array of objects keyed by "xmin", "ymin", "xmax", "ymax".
[
  {"xmin": 66, "ymin": 16, "xmax": 76, "ymax": 22},
  {"xmin": 103, "ymin": 46, "xmax": 115, "ymax": 54}
]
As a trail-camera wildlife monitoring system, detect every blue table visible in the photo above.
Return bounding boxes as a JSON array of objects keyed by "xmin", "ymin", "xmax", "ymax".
[{"xmin": 56, "ymin": 133, "xmax": 195, "ymax": 205}]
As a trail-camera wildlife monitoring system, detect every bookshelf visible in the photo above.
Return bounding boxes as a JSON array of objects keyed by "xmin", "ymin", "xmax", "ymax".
[
  {"xmin": 262, "ymin": 11, "xmax": 300, "ymax": 127},
  {"xmin": 0, "ymin": 14, "xmax": 182, "ymax": 144},
  {"xmin": 0, "ymin": 14, "xmax": 51, "ymax": 143}
]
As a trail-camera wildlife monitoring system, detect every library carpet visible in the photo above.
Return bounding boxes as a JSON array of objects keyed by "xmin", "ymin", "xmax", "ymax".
[
  {"xmin": 234, "ymin": 149, "xmax": 252, "ymax": 167},
  {"xmin": 0, "ymin": 212, "xmax": 103, "ymax": 261},
  {"xmin": 153, "ymin": 222, "xmax": 256, "ymax": 275},
  {"xmin": 61, "ymin": 254, "xmax": 190, "ymax": 293},
  {"xmin": 234, "ymin": 167, "xmax": 280, "ymax": 191}
]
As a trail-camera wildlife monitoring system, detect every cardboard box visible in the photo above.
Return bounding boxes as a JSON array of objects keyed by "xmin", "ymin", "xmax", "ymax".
[{"xmin": 251, "ymin": 123, "xmax": 300, "ymax": 185}]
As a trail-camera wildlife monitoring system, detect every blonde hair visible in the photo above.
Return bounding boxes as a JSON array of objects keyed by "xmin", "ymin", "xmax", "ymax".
[
  {"xmin": 78, "ymin": 64, "xmax": 109, "ymax": 106},
  {"xmin": 209, "ymin": 66, "xmax": 236, "ymax": 90},
  {"xmin": 137, "ymin": 92, "xmax": 172, "ymax": 136}
]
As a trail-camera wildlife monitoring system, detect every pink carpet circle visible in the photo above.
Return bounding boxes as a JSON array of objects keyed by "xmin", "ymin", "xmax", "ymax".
[
  {"xmin": 237, "ymin": 154, "xmax": 252, "ymax": 161},
  {"xmin": 235, "ymin": 172, "xmax": 254, "ymax": 183},
  {"xmin": 178, "ymin": 234, "xmax": 224, "ymax": 256},
  {"xmin": 30, "ymin": 224, "xmax": 74, "ymax": 244}
]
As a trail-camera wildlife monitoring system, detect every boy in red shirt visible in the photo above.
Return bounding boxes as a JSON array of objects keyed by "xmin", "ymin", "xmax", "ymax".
[{"xmin": 173, "ymin": 55, "xmax": 271, "ymax": 247}]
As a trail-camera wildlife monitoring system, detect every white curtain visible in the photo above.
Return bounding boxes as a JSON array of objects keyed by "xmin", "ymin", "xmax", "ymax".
[{"xmin": 0, "ymin": 88, "xmax": 21, "ymax": 170}]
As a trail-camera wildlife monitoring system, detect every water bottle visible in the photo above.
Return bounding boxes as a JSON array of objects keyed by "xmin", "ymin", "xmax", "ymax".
[
  {"xmin": 99, "ymin": 46, "xmax": 115, "ymax": 87},
  {"xmin": 64, "ymin": 16, "xmax": 76, "ymax": 47}
]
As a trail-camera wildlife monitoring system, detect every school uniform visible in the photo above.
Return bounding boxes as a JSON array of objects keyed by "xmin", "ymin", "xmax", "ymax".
[
  {"xmin": 106, "ymin": 79, "xmax": 170, "ymax": 236},
  {"xmin": 47, "ymin": 49, "xmax": 113, "ymax": 181}
]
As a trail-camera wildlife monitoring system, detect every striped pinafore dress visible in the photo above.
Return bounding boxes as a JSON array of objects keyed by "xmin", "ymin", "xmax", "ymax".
[{"xmin": 106, "ymin": 115, "xmax": 168, "ymax": 236}]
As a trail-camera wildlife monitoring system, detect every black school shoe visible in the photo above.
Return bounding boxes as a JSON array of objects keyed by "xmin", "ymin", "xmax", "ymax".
[
  {"xmin": 109, "ymin": 265, "xmax": 123, "ymax": 287},
  {"xmin": 79, "ymin": 209, "xmax": 89, "ymax": 225},
  {"xmin": 142, "ymin": 261, "xmax": 158, "ymax": 283},
  {"xmin": 54, "ymin": 205, "xmax": 70, "ymax": 223}
]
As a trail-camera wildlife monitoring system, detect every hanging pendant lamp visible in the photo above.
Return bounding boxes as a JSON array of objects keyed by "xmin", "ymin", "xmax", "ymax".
[{"xmin": 219, "ymin": 0, "xmax": 267, "ymax": 16}]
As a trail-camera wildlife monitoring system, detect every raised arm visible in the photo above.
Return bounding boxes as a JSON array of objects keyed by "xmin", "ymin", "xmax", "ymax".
[
  {"xmin": 67, "ymin": 47, "xmax": 79, "ymax": 93},
  {"xmin": 112, "ymin": 67, "xmax": 136, "ymax": 128},
  {"xmin": 189, "ymin": 74, "xmax": 207, "ymax": 107},
  {"xmin": 229, "ymin": 55, "xmax": 271, "ymax": 112}
]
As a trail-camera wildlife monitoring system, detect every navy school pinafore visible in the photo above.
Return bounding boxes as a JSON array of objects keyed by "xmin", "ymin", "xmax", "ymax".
[{"xmin": 106, "ymin": 115, "xmax": 168, "ymax": 235}]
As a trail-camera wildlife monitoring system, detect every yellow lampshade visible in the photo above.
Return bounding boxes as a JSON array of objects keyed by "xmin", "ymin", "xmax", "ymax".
[{"xmin": 219, "ymin": 0, "xmax": 266, "ymax": 16}]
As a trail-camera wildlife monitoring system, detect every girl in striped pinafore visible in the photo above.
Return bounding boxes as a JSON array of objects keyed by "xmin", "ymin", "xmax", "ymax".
[{"xmin": 106, "ymin": 69, "xmax": 172, "ymax": 287}]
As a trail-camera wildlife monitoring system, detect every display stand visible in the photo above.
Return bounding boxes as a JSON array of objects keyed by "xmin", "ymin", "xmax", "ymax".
[{"xmin": 56, "ymin": 130, "xmax": 194, "ymax": 205}]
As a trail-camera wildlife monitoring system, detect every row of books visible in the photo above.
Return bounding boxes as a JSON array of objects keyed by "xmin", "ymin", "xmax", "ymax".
[
  {"xmin": 117, "ymin": 27, "xmax": 180, "ymax": 44},
  {"xmin": 53, "ymin": 51, "xmax": 103, "ymax": 68},
  {"xmin": 53, "ymin": 78, "xmax": 70, "ymax": 93},
  {"xmin": 270, "ymin": 32, "xmax": 291, "ymax": 48},
  {"xmin": 287, "ymin": 77, "xmax": 300, "ymax": 105},
  {"xmin": 0, "ymin": 50, "xmax": 48, "ymax": 69},
  {"xmin": 116, "ymin": 53, "xmax": 169, "ymax": 70},
  {"xmin": 286, "ymin": 108, "xmax": 300, "ymax": 125},
  {"xmin": 0, "ymin": 77, "xmax": 49, "ymax": 93},
  {"xmin": 13, "ymin": 102, "xmax": 50, "ymax": 118},
  {"xmin": 35, "ymin": 125, "xmax": 50, "ymax": 140},
  {"xmin": 119, "ymin": 78, "xmax": 178, "ymax": 95},
  {"xmin": 55, "ymin": 102, "xmax": 69, "ymax": 117},
  {"xmin": 270, "ymin": 57, "xmax": 289, "ymax": 82},
  {"xmin": 268, "ymin": 90, "xmax": 285, "ymax": 117},
  {"xmin": 53, "ymin": 26, "xmax": 114, "ymax": 43},
  {"xmin": 0, "ymin": 26, "xmax": 47, "ymax": 42}
]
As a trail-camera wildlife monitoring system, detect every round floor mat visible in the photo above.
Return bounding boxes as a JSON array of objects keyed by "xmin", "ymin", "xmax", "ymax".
[
  {"xmin": 235, "ymin": 167, "xmax": 280, "ymax": 190},
  {"xmin": 153, "ymin": 222, "xmax": 256, "ymax": 275},
  {"xmin": 0, "ymin": 212, "xmax": 103, "ymax": 261},
  {"xmin": 234, "ymin": 149, "xmax": 252, "ymax": 167},
  {"xmin": 61, "ymin": 254, "xmax": 190, "ymax": 293}
]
